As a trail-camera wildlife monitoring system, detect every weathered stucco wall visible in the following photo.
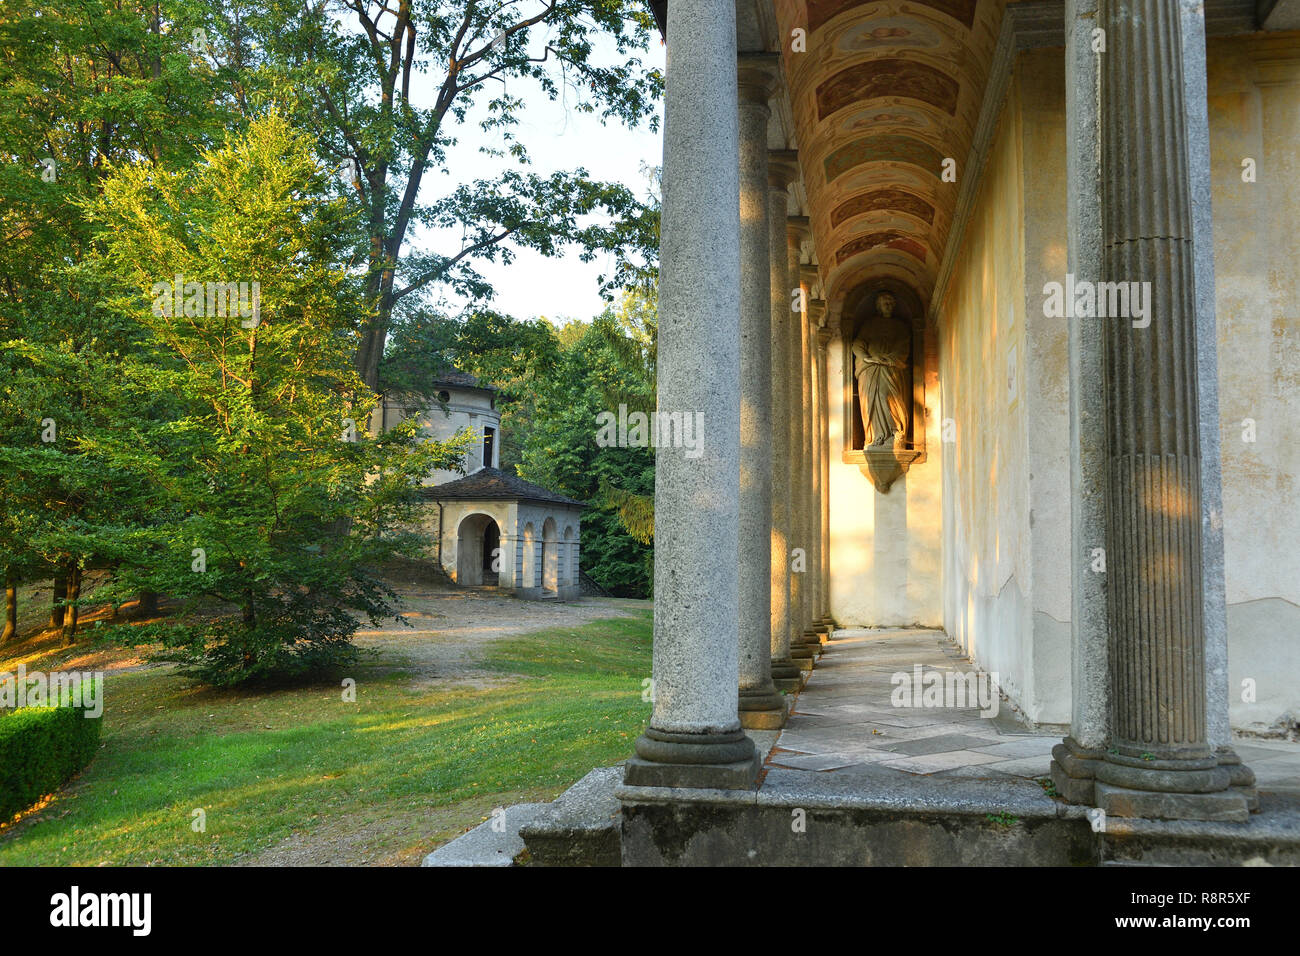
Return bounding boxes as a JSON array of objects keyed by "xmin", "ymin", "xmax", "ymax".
[
  {"xmin": 1205, "ymin": 36, "xmax": 1300, "ymax": 732},
  {"xmin": 826, "ymin": 330, "xmax": 943, "ymax": 628},
  {"xmin": 937, "ymin": 68, "xmax": 1038, "ymax": 719}
]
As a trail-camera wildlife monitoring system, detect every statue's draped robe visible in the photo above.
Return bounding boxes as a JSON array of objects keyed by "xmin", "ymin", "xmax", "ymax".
[{"xmin": 854, "ymin": 334, "xmax": 909, "ymax": 447}]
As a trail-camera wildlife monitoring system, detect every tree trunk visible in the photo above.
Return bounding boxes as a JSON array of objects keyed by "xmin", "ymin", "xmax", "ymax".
[
  {"xmin": 137, "ymin": 589, "xmax": 159, "ymax": 618},
  {"xmin": 2, "ymin": 570, "xmax": 16, "ymax": 644},
  {"xmin": 51, "ymin": 572, "xmax": 68, "ymax": 629},
  {"xmin": 61, "ymin": 567, "xmax": 81, "ymax": 646}
]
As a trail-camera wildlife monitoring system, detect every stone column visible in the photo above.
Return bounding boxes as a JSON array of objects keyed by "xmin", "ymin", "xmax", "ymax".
[
  {"xmin": 736, "ymin": 55, "xmax": 785, "ymax": 729},
  {"xmin": 769, "ymin": 151, "xmax": 802, "ymax": 692},
  {"xmin": 624, "ymin": 0, "xmax": 758, "ymax": 789},
  {"xmin": 786, "ymin": 217, "xmax": 815, "ymax": 665},
  {"xmin": 1090, "ymin": 0, "xmax": 1247, "ymax": 821},
  {"xmin": 817, "ymin": 327, "xmax": 834, "ymax": 633},
  {"xmin": 799, "ymin": 294, "xmax": 825, "ymax": 651},
  {"xmin": 1051, "ymin": 0, "xmax": 1110, "ymax": 804},
  {"xmin": 803, "ymin": 297, "xmax": 827, "ymax": 646}
]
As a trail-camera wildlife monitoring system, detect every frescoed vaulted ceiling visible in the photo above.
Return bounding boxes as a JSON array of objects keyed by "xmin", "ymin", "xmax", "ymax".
[{"xmin": 774, "ymin": 0, "xmax": 1006, "ymax": 309}]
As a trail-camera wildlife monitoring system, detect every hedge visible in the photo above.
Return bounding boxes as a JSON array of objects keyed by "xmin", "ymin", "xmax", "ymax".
[{"xmin": 0, "ymin": 701, "xmax": 102, "ymax": 821}]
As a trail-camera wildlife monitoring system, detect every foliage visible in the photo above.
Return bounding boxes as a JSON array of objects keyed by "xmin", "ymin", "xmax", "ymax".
[
  {"xmin": 72, "ymin": 114, "xmax": 469, "ymax": 685},
  {"xmin": 238, "ymin": 0, "xmax": 663, "ymax": 387},
  {"xmin": 0, "ymin": 699, "xmax": 103, "ymax": 821}
]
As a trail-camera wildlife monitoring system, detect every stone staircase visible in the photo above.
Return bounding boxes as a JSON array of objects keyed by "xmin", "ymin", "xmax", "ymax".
[{"xmin": 422, "ymin": 766, "xmax": 622, "ymax": 867}]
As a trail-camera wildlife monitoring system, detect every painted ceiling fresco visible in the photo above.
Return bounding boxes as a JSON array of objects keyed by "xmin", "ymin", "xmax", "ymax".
[{"xmin": 775, "ymin": 0, "xmax": 1006, "ymax": 307}]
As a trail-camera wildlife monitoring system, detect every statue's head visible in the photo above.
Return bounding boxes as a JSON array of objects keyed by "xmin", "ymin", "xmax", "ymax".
[{"xmin": 876, "ymin": 291, "xmax": 896, "ymax": 317}]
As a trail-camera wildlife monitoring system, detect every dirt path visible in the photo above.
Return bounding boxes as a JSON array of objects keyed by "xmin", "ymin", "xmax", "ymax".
[{"xmin": 352, "ymin": 588, "xmax": 648, "ymax": 689}]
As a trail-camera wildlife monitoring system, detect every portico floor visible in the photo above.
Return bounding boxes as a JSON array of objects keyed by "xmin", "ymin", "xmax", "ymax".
[{"xmin": 764, "ymin": 628, "xmax": 1300, "ymax": 794}]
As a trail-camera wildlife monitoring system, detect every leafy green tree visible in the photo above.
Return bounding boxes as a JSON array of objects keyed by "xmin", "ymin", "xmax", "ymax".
[
  {"xmin": 79, "ymin": 114, "xmax": 467, "ymax": 683},
  {"xmin": 240, "ymin": 0, "xmax": 662, "ymax": 389},
  {"xmin": 0, "ymin": 0, "xmax": 249, "ymax": 637}
]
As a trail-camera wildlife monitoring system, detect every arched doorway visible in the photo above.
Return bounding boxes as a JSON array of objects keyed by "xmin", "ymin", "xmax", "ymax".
[
  {"xmin": 456, "ymin": 513, "xmax": 500, "ymax": 587},
  {"xmin": 541, "ymin": 517, "xmax": 558, "ymax": 593}
]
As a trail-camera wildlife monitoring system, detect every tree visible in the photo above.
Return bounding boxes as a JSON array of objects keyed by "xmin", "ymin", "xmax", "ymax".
[
  {"xmin": 243, "ymin": 0, "xmax": 662, "ymax": 390},
  {"xmin": 0, "ymin": 0, "xmax": 248, "ymax": 639},
  {"xmin": 79, "ymin": 113, "xmax": 468, "ymax": 684}
]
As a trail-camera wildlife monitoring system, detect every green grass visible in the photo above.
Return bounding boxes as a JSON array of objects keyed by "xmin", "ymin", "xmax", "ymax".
[{"xmin": 0, "ymin": 610, "xmax": 652, "ymax": 866}]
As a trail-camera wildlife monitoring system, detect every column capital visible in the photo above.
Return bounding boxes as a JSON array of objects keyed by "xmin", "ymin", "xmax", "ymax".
[
  {"xmin": 816, "ymin": 326, "xmax": 832, "ymax": 348},
  {"xmin": 807, "ymin": 298, "xmax": 827, "ymax": 326},
  {"xmin": 737, "ymin": 52, "xmax": 780, "ymax": 104},
  {"xmin": 769, "ymin": 149, "xmax": 800, "ymax": 190}
]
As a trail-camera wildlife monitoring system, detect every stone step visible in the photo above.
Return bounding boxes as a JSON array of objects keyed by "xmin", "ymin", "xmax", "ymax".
[
  {"xmin": 519, "ymin": 766, "xmax": 624, "ymax": 866},
  {"xmin": 421, "ymin": 803, "xmax": 549, "ymax": 867}
]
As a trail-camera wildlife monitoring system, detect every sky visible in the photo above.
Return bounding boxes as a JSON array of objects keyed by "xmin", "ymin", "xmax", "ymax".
[{"xmin": 409, "ymin": 31, "xmax": 666, "ymax": 326}]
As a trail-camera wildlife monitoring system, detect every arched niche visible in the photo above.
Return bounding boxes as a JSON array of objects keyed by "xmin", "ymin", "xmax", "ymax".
[{"xmin": 838, "ymin": 279, "xmax": 930, "ymax": 492}]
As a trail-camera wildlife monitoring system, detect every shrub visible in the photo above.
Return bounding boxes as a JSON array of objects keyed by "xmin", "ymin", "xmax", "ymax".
[{"xmin": 0, "ymin": 701, "xmax": 102, "ymax": 821}]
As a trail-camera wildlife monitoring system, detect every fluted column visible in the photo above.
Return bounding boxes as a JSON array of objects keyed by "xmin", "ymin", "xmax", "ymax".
[
  {"xmin": 1091, "ymin": 0, "xmax": 1247, "ymax": 821},
  {"xmin": 736, "ymin": 55, "xmax": 785, "ymax": 729},
  {"xmin": 624, "ymin": 0, "xmax": 758, "ymax": 789},
  {"xmin": 769, "ymin": 151, "xmax": 802, "ymax": 692}
]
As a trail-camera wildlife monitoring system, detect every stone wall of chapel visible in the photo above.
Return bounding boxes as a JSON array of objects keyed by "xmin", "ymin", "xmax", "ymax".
[
  {"xmin": 827, "ymin": 307, "xmax": 944, "ymax": 629},
  {"xmin": 937, "ymin": 65, "xmax": 1047, "ymax": 724},
  {"xmin": 1206, "ymin": 35, "xmax": 1300, "ymax": 732}
]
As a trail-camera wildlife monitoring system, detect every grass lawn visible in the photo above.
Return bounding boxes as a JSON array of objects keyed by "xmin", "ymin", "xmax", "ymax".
[{"xmin": 0, "ymin": 609, "xmax": 652, "ymax": 866}]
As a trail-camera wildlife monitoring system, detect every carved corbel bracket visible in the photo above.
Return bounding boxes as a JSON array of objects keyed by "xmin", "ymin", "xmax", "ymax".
[{"xmin": 844, "ymin": 446, "xmax": 923, "ymax": 493}]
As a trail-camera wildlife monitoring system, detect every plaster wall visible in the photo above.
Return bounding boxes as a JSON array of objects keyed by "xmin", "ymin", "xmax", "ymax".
[
  {"xmin": 937, "ymin": 67, "xmax": 1043, "ymax": 722},
  {"xmin": 1204, "ymin": 36, "xmax": 1300, "ymax": 732},
  {"xmin": 826, "ymin": 331, "xmax": 943, "ymax": 627},
  {"xmin": 379, "ymin": 385, "xmax": 501, "ymax": 484}
]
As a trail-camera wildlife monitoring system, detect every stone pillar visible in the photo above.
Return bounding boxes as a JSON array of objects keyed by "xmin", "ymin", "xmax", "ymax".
[
  {"xmin": 769, "ymin": 151, "xmax": 802, "ymax": 693},
  {"xmin": 1051, "ymin": 0, "xmax": 1110, "ymax": 805},
  {"xmin": 736, "ymin": 56, "xmax": 785, "ymax": 729},
  {"xmin": 1090, "ymin": 0, "xmax": 1248, "ymax": 821},
  {"xmin": 817, "ymin": 327, "xmax": 834, "ymax": 633},
  {"xmin": 786, "ymin": 217, "xmax": 816, "ymax": 665},
  {"xmin": 624, "ymin": 0, "xmax": 758, "ymax": 789},
  {"xmin": 803, "ymin": 297, "xmax": 827, "ymax": 646}
]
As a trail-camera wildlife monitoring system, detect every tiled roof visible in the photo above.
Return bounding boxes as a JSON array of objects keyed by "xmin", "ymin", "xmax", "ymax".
[{"xmin": 419, "ymin": 467, "xmax": 587, "ymax": 508}]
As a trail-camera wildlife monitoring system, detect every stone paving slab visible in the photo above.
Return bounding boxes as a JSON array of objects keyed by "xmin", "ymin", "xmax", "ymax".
[{"xmin": 765, "ymin": 629, "xmax": 1300, "ymax": 796}]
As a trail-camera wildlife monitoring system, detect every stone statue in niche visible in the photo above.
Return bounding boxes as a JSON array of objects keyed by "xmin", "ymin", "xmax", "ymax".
[{"xmin": 852, "ymin": 291, "xmax": 911, "ymax": 448}]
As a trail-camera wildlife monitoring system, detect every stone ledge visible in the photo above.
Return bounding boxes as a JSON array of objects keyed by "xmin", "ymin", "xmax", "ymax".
[
  {"xmin": 421, "ymin": 803, "xmax": 549, "ymax": 867},
  {"xmin": 518, "ymin": 766, "xmax": 623, "ymax": 866}
]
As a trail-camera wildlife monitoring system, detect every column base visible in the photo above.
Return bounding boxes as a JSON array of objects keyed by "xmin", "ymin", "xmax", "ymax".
[
  {"xmin": 1216, "ymin": 747, "xmax": 1261, "ymax": 813},
  {"xmin": 738, "ymin": 687, "xmax": 788, "ymax": 730},
  {"xmin": 624, "ymin": 727, "xmax": 760, "ymax": 790},
  {"xmin": 1049, "ymin": 737, "xmax": 1106, "ymax": 805},
  {"xmin": 803, "ymin": 627, "xmax": 827, "ymax": 647},
  {"xmin": 1092, "ymin": 746, "xmax": 1248, "ymax": 822},
  {"xmin": 790, "ymin": 641, "xmax": 816, "ymax": 661},
  {"xmin": 771, "ymin": 657, "xmax": 802, "ymax": 694},
  {"xmin": 1094, "ymin": 782, "xmax": 1249, "ymax": 823}
]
